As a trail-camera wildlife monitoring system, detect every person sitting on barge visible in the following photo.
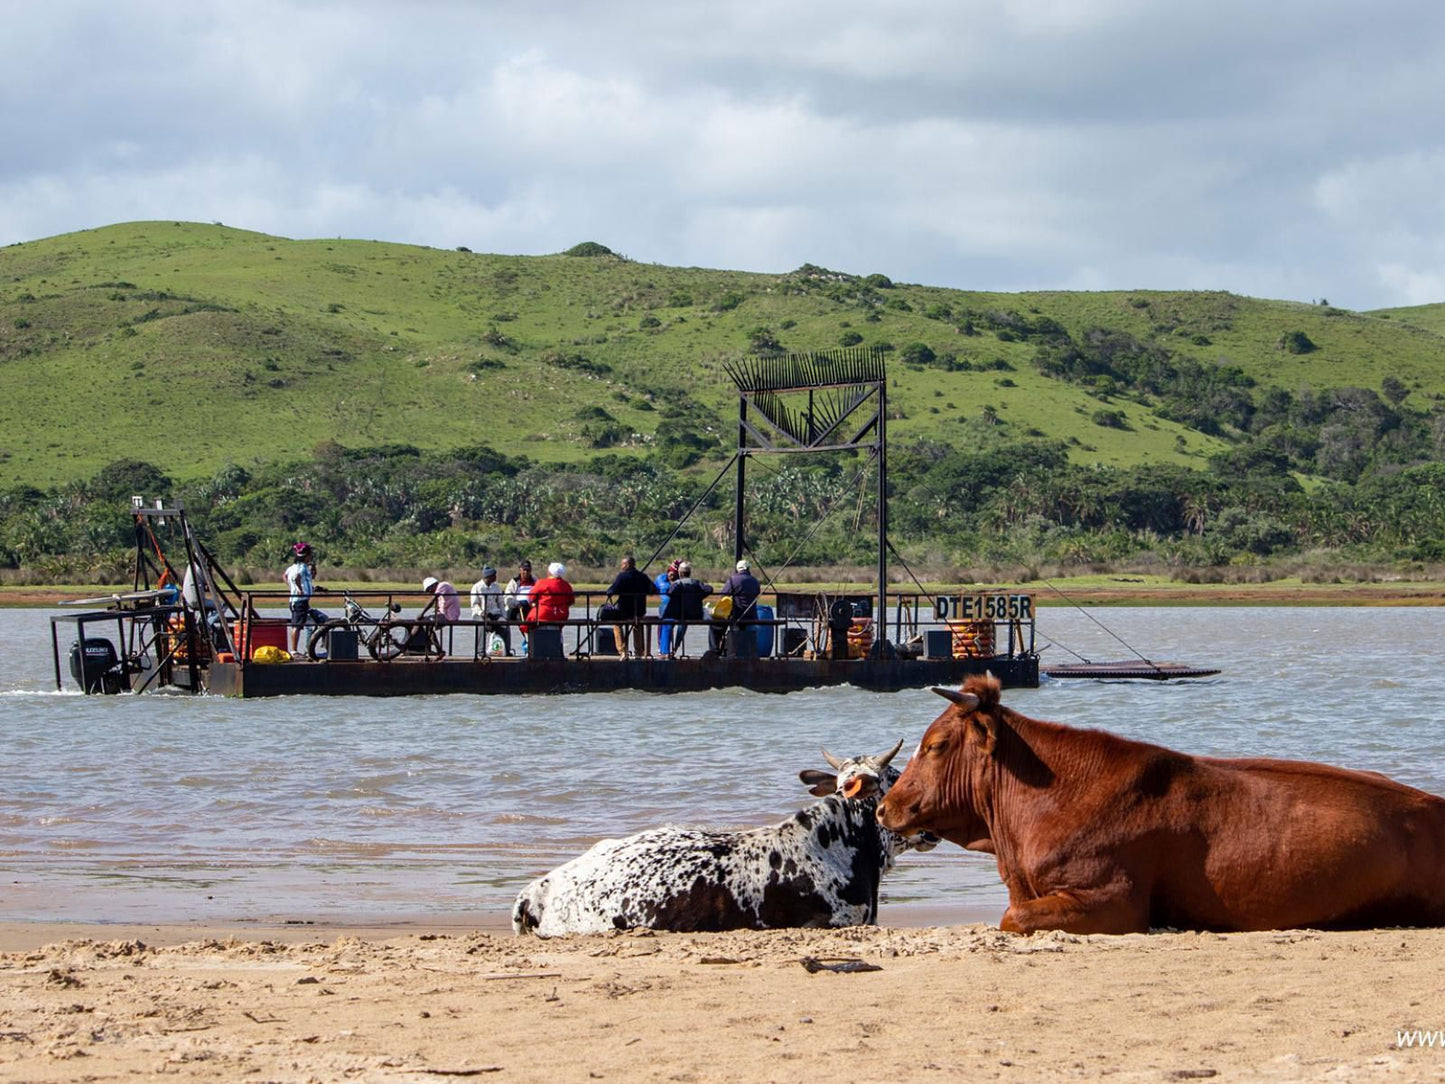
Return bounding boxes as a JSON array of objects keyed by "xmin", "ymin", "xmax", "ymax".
[
  {"xmin": 504, "ymin": 560, "xmax": 537, "ymax": 655},
  {"xmin": 505, "ymin": 561, "xmax": 535, "ymax": 620},
  {"xmin": 422, "ymin": 576, "xmax": 461, "ymax": 622},
  {"xmin": 710, "ymin": 559, "xmax": 761, "ymax": 654},
  {"xmin": 529, "ymin": 562, "xmax": 576, "ymax": 634},
  {"xmin": 666, "ymin": 562, "xmax": 712, "ymax": 658},
  {"xmin": 605, "ymin": 554, "xmax": 657, "ymax": 658},
  {"xmin": 410, "ymin": 575, "xmax": 461, "ymax": 656},
  {"xmin": 470, "ymin": 565, "xmax": 510, "ymax": 656}
]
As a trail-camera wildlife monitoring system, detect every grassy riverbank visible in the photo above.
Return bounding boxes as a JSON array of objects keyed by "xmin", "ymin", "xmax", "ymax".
[{"xmin": 7, "ymin": 572, "xmax": 1444, "ymax": 608}]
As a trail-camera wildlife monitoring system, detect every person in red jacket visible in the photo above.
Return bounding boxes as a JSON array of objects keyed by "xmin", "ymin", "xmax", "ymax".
[{"xmin": 527, "ymin": 562, "xmax": 575, "ymax": 633}]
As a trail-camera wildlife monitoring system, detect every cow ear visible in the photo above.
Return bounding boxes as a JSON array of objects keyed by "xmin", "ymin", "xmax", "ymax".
[
  {"xmin": 799, "ymin": 769, "xmax": 837, "ymax": 797},
  {"xmin": 968, "ymin": 715, "xmax": 999, "ymax": 755}
]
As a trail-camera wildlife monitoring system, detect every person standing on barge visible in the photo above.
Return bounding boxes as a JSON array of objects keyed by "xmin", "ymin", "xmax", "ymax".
[
  {"xmin": 283, "ymin": 542, "xmax": 325, "ymax": 654},
  {"xmin": 655, "ymin": 559, "xmax": 680, "ymax": 657}
]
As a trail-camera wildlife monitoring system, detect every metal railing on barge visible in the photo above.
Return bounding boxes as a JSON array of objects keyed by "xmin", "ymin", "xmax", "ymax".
[{"xmin": 228, "ymin": 587, "xmax": 1038, "ymax": 665}]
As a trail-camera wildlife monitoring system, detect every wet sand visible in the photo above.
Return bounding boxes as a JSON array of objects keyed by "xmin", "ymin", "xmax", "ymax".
[{"xmin": 4, "ymin": 921, "xmax": 1445, "ymax": 1082}]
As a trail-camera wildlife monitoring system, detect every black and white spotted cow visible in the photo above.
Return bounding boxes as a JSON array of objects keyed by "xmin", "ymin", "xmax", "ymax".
[{"xmin": 511, "ymin": 740, "xmax": 935, "ymax": 936}]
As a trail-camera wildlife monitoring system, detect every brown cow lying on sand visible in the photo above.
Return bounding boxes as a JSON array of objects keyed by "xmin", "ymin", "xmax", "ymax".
[{"xmin": 877, "ymin": 673, "xmax": 1445, "ymax": 934}]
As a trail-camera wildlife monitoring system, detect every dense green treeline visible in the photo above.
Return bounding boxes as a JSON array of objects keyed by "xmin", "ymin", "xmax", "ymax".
[{"xmin": 4, "ymin": 400, "xmax": 1442, "ymax": 582}]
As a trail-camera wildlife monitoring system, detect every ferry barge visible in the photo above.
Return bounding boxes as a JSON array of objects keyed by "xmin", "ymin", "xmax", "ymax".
[
  {"xmin": 54, "ymin": 569, "xmax": 1042, "ymax": 699},
  {"xmin": 53, "ymin": 350, "xmax": 1049, "ymax": 697}
]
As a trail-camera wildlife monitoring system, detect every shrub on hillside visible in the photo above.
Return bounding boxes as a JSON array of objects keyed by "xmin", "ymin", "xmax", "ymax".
[
  {"xmin": 575, "ymin": 406, "xmax": 617, "ymax": 422},
  {"xmin": 581, "ymin": 422, "xmax": 629, "ymax": 448},
  {"xmin": 481, "ymin": 326, "xmax": 516, "ymax": 351},
  {"xmin": 747, "ymin": 327, "xmax": 782, "ymax": 353},
  {"xmin": 1279, "ymin": 330, "xmax": 1317, "ymax": 354},
  {"xmin": 900, "ymin": 342, "xmax": 936, "ymax": 367},
  {"xmin": 564, "ymin": 241, "xmax": 615, "ymax": 257},
  {"xmin": 541, "ymin": 351, "xmax": 612, "ymax": 376}
]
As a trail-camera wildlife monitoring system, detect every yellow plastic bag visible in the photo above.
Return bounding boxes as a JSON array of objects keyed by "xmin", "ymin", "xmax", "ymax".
[{"xmin": 252, "ymin": 645, "xmax": 292, "ymax": 664}]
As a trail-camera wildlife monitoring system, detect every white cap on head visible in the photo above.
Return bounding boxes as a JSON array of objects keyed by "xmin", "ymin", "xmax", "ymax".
[
  {"xmin": 422, "ymin": 576, "xmax": 439, "ymax": 592},
  {"xmin": 548, "ymin": 562, "xmax": 566, "ymax": 577},
  {"xmin": 736, "ymin": 560, "xmax": 750, "ymax": 572}
]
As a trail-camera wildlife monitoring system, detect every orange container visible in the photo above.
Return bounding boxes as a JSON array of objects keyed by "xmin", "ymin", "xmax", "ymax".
[
  {"xmin": 846, "ymin": 617, "xmax": 874, "ymax": 659},
  {"xmin": 947, "ymin": 619, "xmax": 996, "ymax": 659},
  {"xmin": 233, "ymin": 618, "xmax": 290, "ymax": 659}
]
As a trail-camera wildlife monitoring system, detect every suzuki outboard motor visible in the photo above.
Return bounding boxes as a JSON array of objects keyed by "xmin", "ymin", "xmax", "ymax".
[{"xmin": 68, "ymin": 637, "xmax": 124, "ymax": 694}]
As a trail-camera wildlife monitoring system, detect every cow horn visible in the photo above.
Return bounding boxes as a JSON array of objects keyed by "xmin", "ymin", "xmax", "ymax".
[
  {"xmin": 876, "ymin": 738, "xmax": 905, "ymax": 768},
  {"xmin": 932, "ymin": 686, "xmax": 978, "ymax": 709},
  {"xmin": 820, "ymin": 746, "xmax": 844, "ymax": 770}
]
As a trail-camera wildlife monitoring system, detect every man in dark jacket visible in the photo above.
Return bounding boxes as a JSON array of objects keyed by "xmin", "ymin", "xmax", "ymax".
[
  {"xmin": 664, "ymin": 561, "xmax": 712, "ymax": 658},
  {"xmin": 711, "ymin": 559, "xmax": 762, "ymax": 654},
  {"xmin": 604, "ymin": 554, "xmax": 657, "ymax": 658}
]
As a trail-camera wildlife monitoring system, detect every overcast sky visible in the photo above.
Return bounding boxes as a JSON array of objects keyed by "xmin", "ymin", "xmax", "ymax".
[{"xmin": 4, "ymin": 1, "xmax": 1445, "ymax": 310}]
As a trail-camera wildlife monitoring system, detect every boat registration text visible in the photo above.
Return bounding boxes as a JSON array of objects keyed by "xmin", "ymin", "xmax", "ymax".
[{"xmin": 933, "ymin": 593, "xmax": 1035, "ymax": 622}]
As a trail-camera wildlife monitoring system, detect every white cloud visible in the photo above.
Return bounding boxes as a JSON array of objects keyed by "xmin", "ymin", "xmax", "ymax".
[{"xmin": 4, "ymin": 1, "xmax": 1445, "ymax": 308}]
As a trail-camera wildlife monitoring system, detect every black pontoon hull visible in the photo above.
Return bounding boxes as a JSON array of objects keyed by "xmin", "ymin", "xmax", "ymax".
[{"xmin": 205, "ymin": 655, "xmax": 1039, "ymax": 698}]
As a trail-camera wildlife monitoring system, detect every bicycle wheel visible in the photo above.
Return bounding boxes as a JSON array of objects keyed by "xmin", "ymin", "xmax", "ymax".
[
  {"xmin": 307, "ymin": 621, "xmax": 344, "ymax": 662},
  {"xmin": 369, "ymin": 622, "xmax": 410, "ymax": 661}
]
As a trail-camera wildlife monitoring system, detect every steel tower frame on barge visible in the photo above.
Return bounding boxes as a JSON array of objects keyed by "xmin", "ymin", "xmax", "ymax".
[{"xmin": 723, "ymin": 347, "xmax": 894, "ymax": 656}]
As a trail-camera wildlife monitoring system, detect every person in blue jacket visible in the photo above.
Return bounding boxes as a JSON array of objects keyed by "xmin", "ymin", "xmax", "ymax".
[{"xmin": 655, "ymin": 559, "xmax": 680, "ymax": 657}]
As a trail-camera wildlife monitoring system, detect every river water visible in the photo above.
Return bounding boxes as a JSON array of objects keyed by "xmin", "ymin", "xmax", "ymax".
[{"xmin": 2, "ymin": 605, "xmax": 1443, "ymax": 929}]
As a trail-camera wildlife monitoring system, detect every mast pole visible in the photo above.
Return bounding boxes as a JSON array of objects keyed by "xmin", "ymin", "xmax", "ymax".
[
  {"xmin": 734, "ymin": 394, "xmax": 747, "ymax": 564},
  {"xmin": 876, "ymin": 376, "xmax": 888, "ymax": 653}
]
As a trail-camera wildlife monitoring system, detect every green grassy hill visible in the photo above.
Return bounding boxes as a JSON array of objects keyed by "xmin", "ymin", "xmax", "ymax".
[{"xmin": 3, "ymin": 221, "xmax": 1444, "ymax": 486}]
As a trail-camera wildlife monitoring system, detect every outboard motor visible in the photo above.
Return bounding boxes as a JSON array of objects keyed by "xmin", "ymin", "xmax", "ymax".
[
  {"xmin": 827, "ymin": 599, "xmax": 854, "ymax": 660},
  {"xmin": 68, "ymin": 637, "xmax": 125, "ymax": 694}
]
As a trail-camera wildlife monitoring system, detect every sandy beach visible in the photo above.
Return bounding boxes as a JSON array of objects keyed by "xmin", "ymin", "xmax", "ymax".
[{"xmin": 4, "ymin": 920, "xmax": 1445, "ymax": 1082}]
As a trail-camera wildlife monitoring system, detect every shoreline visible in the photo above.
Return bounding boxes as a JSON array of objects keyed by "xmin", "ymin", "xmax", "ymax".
[
  {"xmin": 0, "ymin": 901, "xmax": 1001, "ymax": 953},
  {"xmin": 6, "ymin": 580, "xmax": 1445, "ymax": 609}
]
